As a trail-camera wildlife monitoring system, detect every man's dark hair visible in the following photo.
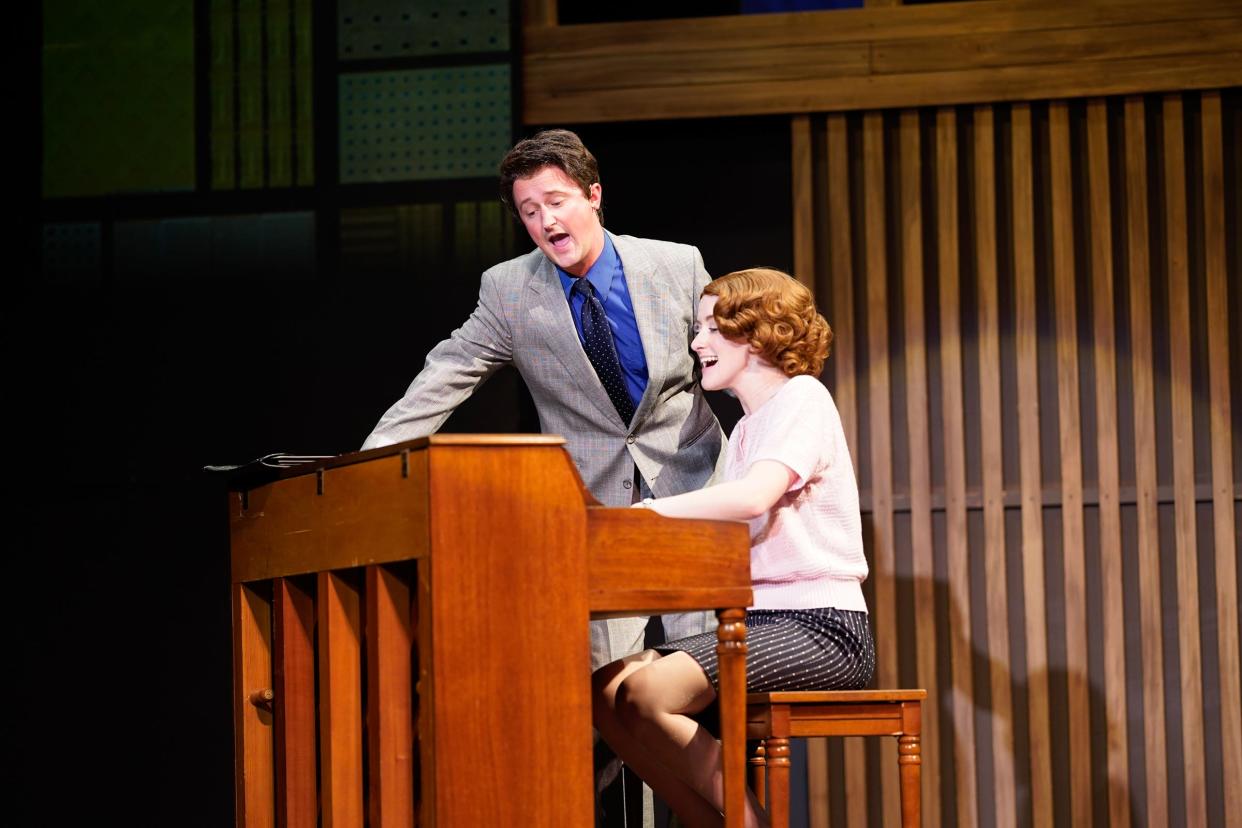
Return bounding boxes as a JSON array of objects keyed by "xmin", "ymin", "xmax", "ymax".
[{"xmin": 499, "ymin": 129, "xmax": 603, "ymax": 224}]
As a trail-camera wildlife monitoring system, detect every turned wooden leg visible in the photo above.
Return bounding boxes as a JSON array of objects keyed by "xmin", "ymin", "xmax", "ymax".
[
  {"xmin": 750, "ymin": 741, "xmax": 767, "ymax": 808},
  {"xmin": 716, "ymin": 607, "xmax": 748, "ymax": 828},
  {"xmin": 897, "ymin": 733, "xmax": 922, "ymax": 828},
  {"xmin": 766, "ymin": 737, "xmax": 791, "ymax": 828}
]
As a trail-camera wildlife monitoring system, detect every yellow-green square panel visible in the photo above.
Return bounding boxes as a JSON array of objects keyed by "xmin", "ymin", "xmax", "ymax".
[
  {"xmin": 339, "ymin": 0, "xmax": 509, "ymax": 59},
  {"xmin": 43, "ymin": 0, "xmax": 195, "ymax": 197},
  {"xmin": 339, "ymin": 65, "xmax": 511, "ymax": 183}
]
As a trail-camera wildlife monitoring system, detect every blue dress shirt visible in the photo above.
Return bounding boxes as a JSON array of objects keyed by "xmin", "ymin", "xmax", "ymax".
[{"xmin": 556, "ymin": 233, "xmax": 649, "ymax": 410}]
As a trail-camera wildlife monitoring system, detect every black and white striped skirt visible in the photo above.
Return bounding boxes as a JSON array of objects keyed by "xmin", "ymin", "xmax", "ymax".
[{"xmin": 657, "ymin": 607, "xmax": 875, "ymax": 693}]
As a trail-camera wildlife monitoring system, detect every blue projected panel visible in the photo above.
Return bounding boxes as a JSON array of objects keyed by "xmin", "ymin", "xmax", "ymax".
[
  {"xmin": 114, "ymin": 213, "xmax": 316, "ymax": 280},
  {"xmin": 43, "ymin": 223, "xmax": 102, "ymax": 281},
  {"xmin": 339, "ymin": 65, "xmax": 511, "ymax": 183}
]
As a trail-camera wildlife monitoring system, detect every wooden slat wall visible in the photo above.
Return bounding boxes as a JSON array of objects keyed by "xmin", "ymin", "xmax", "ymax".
[{"xmin": 798, "ymin": 89, "xmax": 1240, "ymax": 827}]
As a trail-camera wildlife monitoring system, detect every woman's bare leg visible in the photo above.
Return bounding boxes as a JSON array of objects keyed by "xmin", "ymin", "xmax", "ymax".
[
  {"xmin": 594, "ymin": 652, "xmax": 768, "ymax": 828},
  {"xmin": 593, "ymin": 651, "xmax": 724, "ymax": 825}
]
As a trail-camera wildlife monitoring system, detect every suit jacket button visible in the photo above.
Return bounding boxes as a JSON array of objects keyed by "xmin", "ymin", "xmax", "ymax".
[
  {"xmin": 626, "ymin": 435, "xmax": 636, "ymax": 444},
  {"xmin": 622, "ymin": 480, "xmax": 632, "ymax": 489}
]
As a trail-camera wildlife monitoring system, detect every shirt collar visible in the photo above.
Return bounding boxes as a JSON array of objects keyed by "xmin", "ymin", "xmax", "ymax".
[{"xmin": 556, "ymin": 232, "xmax": 619, "ymax": 299}]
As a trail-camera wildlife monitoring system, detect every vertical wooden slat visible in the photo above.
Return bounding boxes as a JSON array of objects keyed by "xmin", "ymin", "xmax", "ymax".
[
  {"xmin": 1086, "ymin": 97, "xmax": 1132, "ymax": 828},
  {"xmin": 273, "ymin": 578, "xmax": 316, "ymax": 828},
  {"xmin": 805, "ymin": 126, "xmax": 828, "ymax": 824},
  {"xmin": 1010, "ymin": 101, "xmax": 1054, "ymax": 828},
  {"xmin": 318, "ymin": 571, "xmax": 364, "ymax": 828},
  {"xmin": 974, "ymin": 103, "xmax": 1016, "ymax": 827},
  {"xmin": 1162, "ymin": 92, "xmax": 1207, "ymax": 828},
  {"xmin": 792, "ymin": 114, "xmax": 815, "ymax": 293},
  {"xmin": 936, "ymin": 105, "xmax": 978, "ymax": 828},
  {"xmin": 1201, "ymin": 89, "xmax": 1242, "ymax": 822},
  {"xmin": 863, "ymin": 108, "xmax": 899, "ymax": 828},
  {"xmin": 366, "ymin": 565, "xmax": 415, "ymax": 828},
  {"xmin": 1124, "ymin": 94, "xmax": 1169, "ymax": 828},
  {"xmin": 899, "ymin": 108, "xmax": 941, "ymax": 826},
  {"xmin": 826, "ymin": 111, "xmax": 866, "ymax": 828},
  {"xmin": 1049, "ymin": 99, "xmax": 1093, "ymax": 827},
  {"xmin": 520, "ymin": 0, "xmax": 557, "ymax": 27},
  {"xmin": 234, "ymin": 582, "xmax": 275, "ymax": 828},
  {"xmin": 806, "ymin": 738, "xmax": 828, "ymax": 828},
  {"xmin": 827, "ymin": 113, "xmax": 859, "ymax": 492}
]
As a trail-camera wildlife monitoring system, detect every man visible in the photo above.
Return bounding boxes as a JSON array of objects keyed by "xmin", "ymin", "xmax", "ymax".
[{"xmin": 363, "ymin": 129, "xmax": 725, "ymax": 671}]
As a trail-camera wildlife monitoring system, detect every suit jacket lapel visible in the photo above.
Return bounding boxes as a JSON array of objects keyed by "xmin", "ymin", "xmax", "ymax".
[
  {"xmin": 612, "ymin": 233, "xmax": 670, "ymax": 424},
  {"xmin": 525, "ymin": 252, "xmax": 627, "ymax": 428}
]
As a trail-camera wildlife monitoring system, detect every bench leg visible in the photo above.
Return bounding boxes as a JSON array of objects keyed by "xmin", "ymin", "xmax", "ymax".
[
  {"xmin": 897, "ymin": 733, "xmax": 921, "ymax": 827},
  {"xmin": 766, "ymin": 737, "xmax": 790, "ymax": 828},
  {"xmin": 750, "ymin": 741, "xmax": 767, "ymax": 809}
]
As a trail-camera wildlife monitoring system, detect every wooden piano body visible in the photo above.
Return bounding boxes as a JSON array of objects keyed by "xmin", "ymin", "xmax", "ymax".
[{"xmin": 229, "ymin": 435, "xmax": 752, "ymax": 826}]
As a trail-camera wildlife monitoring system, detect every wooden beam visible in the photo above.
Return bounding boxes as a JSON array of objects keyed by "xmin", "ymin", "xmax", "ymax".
[{"xmin": 522, "ymin": 0, "xmax": 1242, "ymax": 123}]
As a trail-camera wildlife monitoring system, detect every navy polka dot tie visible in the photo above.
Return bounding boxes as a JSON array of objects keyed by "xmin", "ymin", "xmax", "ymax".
[{"xmin": 572, "ymin": 278, "xmax": 636, "ymax": 424}]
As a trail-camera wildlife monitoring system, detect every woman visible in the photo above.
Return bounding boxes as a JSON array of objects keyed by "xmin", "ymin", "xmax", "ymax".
[{"xmin": 592, "ymin": 268, "xmax": 875, "ymax": 828}]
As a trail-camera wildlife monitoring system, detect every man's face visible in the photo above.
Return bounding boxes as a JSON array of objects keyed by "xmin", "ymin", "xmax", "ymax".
[{"xmin": 512, "ymin": 165, "xmax": 604, "ymax": 277}]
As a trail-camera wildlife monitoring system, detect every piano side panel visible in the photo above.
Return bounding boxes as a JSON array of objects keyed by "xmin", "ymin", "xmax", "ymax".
[{"xmin": 425, "ymin": 445, "xmax": 594, "ymax": 827}]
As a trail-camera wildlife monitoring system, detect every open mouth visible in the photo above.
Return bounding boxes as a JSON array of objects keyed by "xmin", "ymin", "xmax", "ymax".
[
  {"xmin": 699, "ymin": 355, "xmax": 718, "ymax": 368},
  {"xmin": 548, "ymin": 232, "xmax": 570, "ymax": 249}
]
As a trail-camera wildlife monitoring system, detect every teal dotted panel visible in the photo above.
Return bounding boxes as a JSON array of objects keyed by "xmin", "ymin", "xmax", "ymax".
[
  {"xmin": 113, "ymin": 213, "xmax": 316, "ymax": 280},
  {"xmin": 43, "ymin": 223, "xmax": 102, "ymax": 278},
  {"xmin": 339, "ymin": 65, "xmax": 511, "ymax": 183},
  {"xmin": 339, "ymin": 0, "xmax": 509, "ymax": 59}
]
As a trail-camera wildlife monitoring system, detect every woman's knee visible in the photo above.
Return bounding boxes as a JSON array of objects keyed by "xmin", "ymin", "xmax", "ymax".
[
  {"xmin": 614, "ymin": 667, "xmax": 666, "ymax": 730},
  {"xmin": 591, "ymin": 664, "xmax": 622, "ymax": 720}
]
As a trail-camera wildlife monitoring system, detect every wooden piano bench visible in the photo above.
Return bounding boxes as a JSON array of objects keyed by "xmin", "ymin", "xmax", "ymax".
[{"xmin": 746, "ymin": 689, "xmax": 927, "ymax": 828}]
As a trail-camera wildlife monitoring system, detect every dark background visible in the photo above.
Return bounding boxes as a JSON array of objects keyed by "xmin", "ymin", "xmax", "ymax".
[{"xmin": 16, "ymin": 5, "xmax": 793, "ymax": 820}]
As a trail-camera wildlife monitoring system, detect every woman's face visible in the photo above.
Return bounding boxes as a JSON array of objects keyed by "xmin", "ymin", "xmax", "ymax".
[{"xmin": 691, "ymin": 295, "xmax": 755, "ymax": 392}]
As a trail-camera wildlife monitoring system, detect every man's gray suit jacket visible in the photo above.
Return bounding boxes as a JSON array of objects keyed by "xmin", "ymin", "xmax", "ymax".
[{"xmin": 362, "ymin": 232, "xmax": 726, "ymax": 508}]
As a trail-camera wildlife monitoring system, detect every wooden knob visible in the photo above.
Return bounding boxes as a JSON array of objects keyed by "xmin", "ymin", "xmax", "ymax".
[{"xmin": 249, "ymin": 688, "xmax": 274, "ymax": 710}]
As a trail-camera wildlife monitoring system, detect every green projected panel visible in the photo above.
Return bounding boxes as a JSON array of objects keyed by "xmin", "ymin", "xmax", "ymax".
[
  {"xmin": 210, "ymin": 0, "xmax": 315, "ymax": 189},
  {"xmin": 43, "ymin": 0, "xmax": 195, "ymax": 197},
  {"xmin": 339, "ymin": 65, "xmax": 511, "ymax": 183},
  {"xmin": 339, "ymin": 0, "xmax": 510, "ymax": 59},
  {"xmin": 339, "ymin": 200, "xmax": 515, "ymax": 277}
]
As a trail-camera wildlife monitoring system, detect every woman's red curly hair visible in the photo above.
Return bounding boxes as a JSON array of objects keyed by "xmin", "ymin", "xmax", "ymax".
[{"xmin": 702, "ymin": 268, "xmax": 833, "ymax": 378}]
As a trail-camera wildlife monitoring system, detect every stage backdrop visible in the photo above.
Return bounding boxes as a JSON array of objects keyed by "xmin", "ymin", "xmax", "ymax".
[{"xmin": 522, "ymin": 1, "xmax": 1241, "ymax": 826}]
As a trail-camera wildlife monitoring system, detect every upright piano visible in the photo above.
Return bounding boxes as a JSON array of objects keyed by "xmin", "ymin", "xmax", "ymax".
[{"xmin": 229, "ymin": 435, "xmax": 752, "ymax": 827}]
